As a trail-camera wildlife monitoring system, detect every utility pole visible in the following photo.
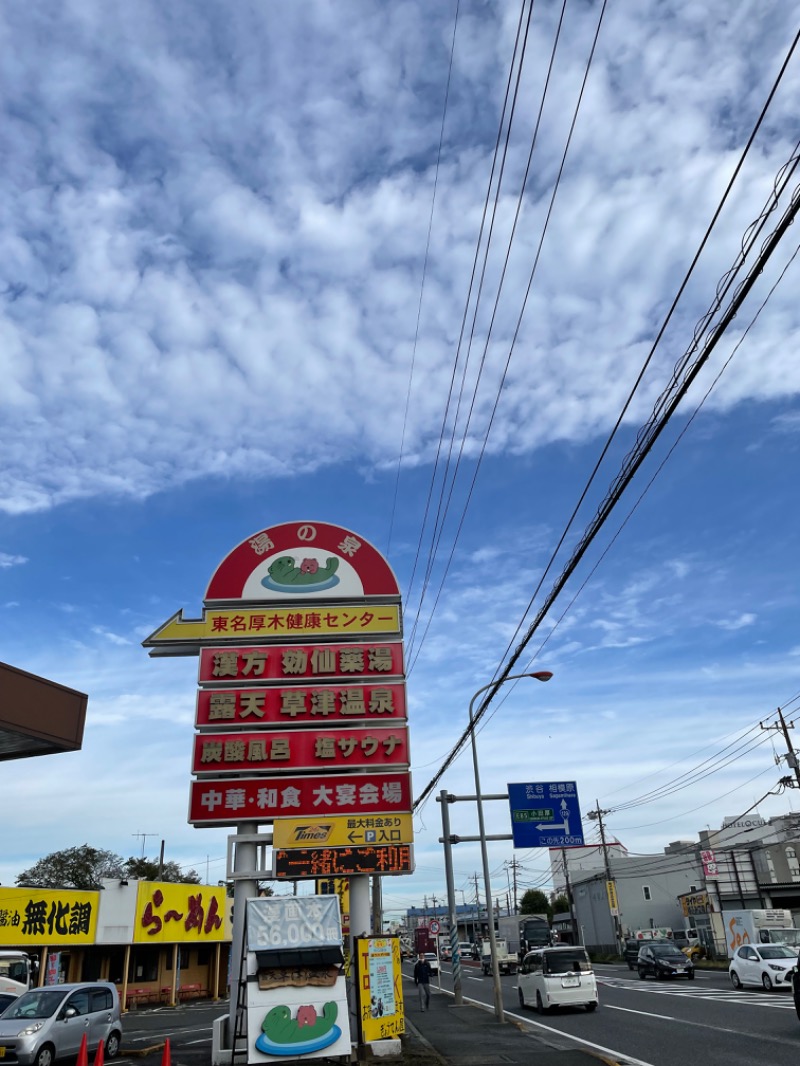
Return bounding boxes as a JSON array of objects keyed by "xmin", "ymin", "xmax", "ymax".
[
  {"xmin": 587, "ymin": 802, "xmax": 621, "ymax": 952},
  {"xmin": 560, "ymin": 848, "xmax": 578, "ymax": 945},
  {"xmin": 761, "ymin": 707, "xmax": 800, "ymax": 790},
  {"xmin": 471, "ymin": 873, "xmax": 481, "ymax": 934},
  {"xmin": 504, "ymin": 858, "xmax": 521, "ymax": 913}
]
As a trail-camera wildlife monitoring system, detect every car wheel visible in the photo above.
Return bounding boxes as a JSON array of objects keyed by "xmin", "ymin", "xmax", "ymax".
[
  {"xmin": 762, "ymin": 973, "xmax": 773, "ymax": 991},
  {"xmin": 536, "ymin": 991, "xmax": 548, "ymax": 1015},
  {"xmin": 106, "ymin": 1031, "xmax": 122, "ymax": 1059},
  {"xmin": 518, "ymin": 986, "xmax": 525, "ymax": 1009},
  {"xmin": 585, "ymin": 1001, "xmax": 598, "ymax": 1012},
  {"xmin": 34, "ymin": 1044, "xmax": 55, "ymax": 1066},
  {"xmin": 730, "ymin": 970, "xmax": 742, "ymax": 989},
  {"xmin": 638, "ymin": 967, "xmax": 646, "ymax": 980}
]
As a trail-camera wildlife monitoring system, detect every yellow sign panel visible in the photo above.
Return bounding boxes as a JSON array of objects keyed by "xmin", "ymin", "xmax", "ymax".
[
  {"xmin": 0, "ymin": 887, "xmax": 99, "ymax": 945},
  {"xmin": 316, "ymin": 878, "xmax": 350, "ymax": 921},
  {"xmin": 133, "ymin": 882, "xmax": 228, "ymax": 943},
  {"xmin": 606, "ymin": 880, "xmax": 619, "ymax": 916},
  {"xmin": 144, "ymin": 604, "xmax": 402, "ymax": 646},
  {"xmin": 356, "ymin": 937, "xmax": 404, "ymax": 1042},
  {"xmin": 277, "ymin": 813, "xmax": 413, "ymax": 850}
]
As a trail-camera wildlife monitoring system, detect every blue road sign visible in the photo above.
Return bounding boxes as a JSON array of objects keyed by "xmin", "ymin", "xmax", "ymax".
[{"xmin": 507, "ymin": 781, "xmax": 585, "ymax": 848}]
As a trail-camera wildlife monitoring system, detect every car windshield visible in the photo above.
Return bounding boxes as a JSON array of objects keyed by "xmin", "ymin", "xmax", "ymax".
[
  {"xmin": 649, "ymin": 943, "xmax": 683, "ymax": 957},
  {"xmin": 757, "ymin": 946, "xmax": 796, "ymax": 960},
  {"xmin": 544, "ymin": 953, "xmax": 591, "ymax": 974},
  {"xmin": 3, "ymin": 990, "xmax": 65, "ymax": 1020}
]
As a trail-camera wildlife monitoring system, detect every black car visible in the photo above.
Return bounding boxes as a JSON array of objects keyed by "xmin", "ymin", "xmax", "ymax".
[
  {"xmin": 637, "ymin": 941, "xmax": 695, "ymax": 980},
  {"xmin": 623, "ymin": 939, "xmax": 642, "ymax": 970}
]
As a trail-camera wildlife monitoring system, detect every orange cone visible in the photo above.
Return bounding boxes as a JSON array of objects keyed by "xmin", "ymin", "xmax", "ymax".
[
  {"xmin": 76, "ymin": 1033, "xmax": 88, "ymax": 1066},
  {"xmin": 161, "ymin": 1037, "xmax": 171, "ymax": 1066},
  {"xmin": 93, "ymin": 1040, "xmax": 104, "ymax": 1066}
]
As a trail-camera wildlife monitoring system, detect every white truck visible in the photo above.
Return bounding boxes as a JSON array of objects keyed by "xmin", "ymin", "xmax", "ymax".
[
  {"xmin": 722, "ymin": 908, "xmax": 800, "ymax": 958},
  {"xmin": 0, "ymin": 950, "xmax": 35, "ymax": 996},
  {"xmin": 480, "ymin": 937, "xmax": 518, "ymax": 975}
]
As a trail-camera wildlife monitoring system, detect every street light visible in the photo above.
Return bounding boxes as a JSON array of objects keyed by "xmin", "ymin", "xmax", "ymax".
[{"xmin": 469, "ymin": 669, "xmax": 553, "ymax": 1023}]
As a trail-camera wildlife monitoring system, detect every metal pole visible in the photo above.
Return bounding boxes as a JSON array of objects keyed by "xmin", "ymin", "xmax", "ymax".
[
  {"xmin": 439, "ymin": 789, "xmax": 463, "ymax": 1006},
  {"xmin": 469, "ymin": 686, "xmax": 505, "ymax": 1023},
  {"xmin": 465, "ymin": 671, "xmax": 553, "ymax": 1023}
]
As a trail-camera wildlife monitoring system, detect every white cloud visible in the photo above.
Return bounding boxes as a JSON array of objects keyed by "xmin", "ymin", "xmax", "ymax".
[
  {"xmin": 716, "ymin": 612, "xmax": 757, "ymax": 631},
  {"xmin": 0, "ymin": 552, "xmax": 27, "ymax": 568}
]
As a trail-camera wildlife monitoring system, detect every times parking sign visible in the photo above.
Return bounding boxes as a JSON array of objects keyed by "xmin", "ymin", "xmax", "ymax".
[{"xmin": 507, "ymin": 781, "xmax": 585, "ymax": 848}]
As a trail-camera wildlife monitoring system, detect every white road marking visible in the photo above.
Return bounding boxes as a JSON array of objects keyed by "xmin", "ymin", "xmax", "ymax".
[
  {"xmin": 431, "ymin": 984, "xmax": 655, "ymax": 1066},
  {"xmin": 606, "ymin": 1004, "xmax": 676, "ymax": 1020}
]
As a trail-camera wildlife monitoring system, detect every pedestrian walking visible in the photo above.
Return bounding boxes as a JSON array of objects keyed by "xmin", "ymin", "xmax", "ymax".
[{"xmin": 414, "ymin": 953, "xmax": 432, "ymax": 1011}]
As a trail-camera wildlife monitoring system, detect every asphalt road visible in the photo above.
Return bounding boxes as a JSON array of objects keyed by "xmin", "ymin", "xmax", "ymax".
[
  {"xmin": 412, "ymin": 959, "xmax": 800, "ymax": 1066},
  {"xmin": 117, "ymin": 1000, "xmax": 228, "ymax": 1066}
]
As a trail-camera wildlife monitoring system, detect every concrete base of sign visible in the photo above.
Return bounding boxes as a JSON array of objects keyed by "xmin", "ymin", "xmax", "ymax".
[
  {"xmin": 366, "ymin": 1039, "xmax": 402, "ymax": 1058},
  {"xmin": 211, "ymin": 1015, "xmax": 232, "ymax": 1066}
]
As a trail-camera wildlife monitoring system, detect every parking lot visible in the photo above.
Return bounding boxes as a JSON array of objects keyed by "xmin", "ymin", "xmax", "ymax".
[{"xmin": 119, "ymin": 1000, "xmax": 229, "ymax": 1066}]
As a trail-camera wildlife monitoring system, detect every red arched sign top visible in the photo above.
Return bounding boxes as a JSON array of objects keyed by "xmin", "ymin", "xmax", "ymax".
[{"xmin": 205, "ymin": 521, "xmax": 400, "ymax": 603}]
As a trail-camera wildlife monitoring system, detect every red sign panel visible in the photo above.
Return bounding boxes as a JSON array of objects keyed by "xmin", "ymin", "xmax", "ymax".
[
  {"xmin": 192, "ymin": 726, "xmax": 409, "ymax": 774},
  {"xmin": 198, "ymin": 643, "xmax": 404, "ymax": 684},
  {"xmin": 205, "ymin": 521, "xmax": 401, "ymax": 602},
  {"xmin": 195, "ymin": 682, "xmax": 406, "ymax": 729},
  {"xmin": 188, "ymin": 771, "xmax": 412, "ymax": 825},
  {"xmin": 274, "ymin": 845, "xmax": 414, "ymax": 878}
]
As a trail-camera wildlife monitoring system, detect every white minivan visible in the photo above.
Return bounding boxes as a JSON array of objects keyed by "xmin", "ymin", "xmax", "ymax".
[
  {"xmin": 0, "ymin": 983, "xmax": 122, "ymax": 1066},
  {"xmin": 517, "ymin": 946, "xmax": 598, "ymax": 1014}
]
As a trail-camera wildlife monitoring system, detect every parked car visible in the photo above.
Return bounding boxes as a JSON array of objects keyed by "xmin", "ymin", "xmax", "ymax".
[
  {"xmin": 517, "ymin": 946, "xmax": 598, "ymax": 1014},
  {"xmin": 0, "ymin": 993, "xmax": 18, "ymax": 1015},
  {"xmin": 0, "ymin": 982, "xmax": 122, "ymax": 1066},
  {"xmin": 729, "ymin": 944, "xmax": 797, "ymax": 991},
  {"xmin": 424, "ymin": 952, "xmax": 439, "ymax": 976},
  {"xmin": 637, "ymin": 942, "xmax": 695, "ymax": 980},
  {"xmin": 623, "ymin": 939, "xmax": 642, "ymax": 970}
]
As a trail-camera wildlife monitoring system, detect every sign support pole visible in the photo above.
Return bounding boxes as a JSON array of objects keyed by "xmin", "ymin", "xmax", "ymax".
[
  {"xmin": 438, "ymin": 790, "xmax": 463, "ymax": 1006},
  {"xmin": 228, "ymin": 822, "xmax": 259, "ymax": 1055}
]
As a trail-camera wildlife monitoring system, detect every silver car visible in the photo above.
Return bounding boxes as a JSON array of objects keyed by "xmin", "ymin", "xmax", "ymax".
[{"xmin": 0, "ymin": 983, "xmax": 122, "ymax": 1066}]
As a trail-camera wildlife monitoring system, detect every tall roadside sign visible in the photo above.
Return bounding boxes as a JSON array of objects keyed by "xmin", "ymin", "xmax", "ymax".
[
  {"xmin": 507, "ymin": 781, "xmax": 585, "ymax": 848},
  {"xmin": 143, "ymin": 521, "xmax": 413, "ymax": 877}
]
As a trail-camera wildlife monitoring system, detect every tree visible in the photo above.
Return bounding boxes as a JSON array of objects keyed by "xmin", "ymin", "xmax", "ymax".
[
  {"xmin": 551, "ymin": 893, "xmax": 570, "ymax": 915},
  {"xmin": 16, "ymin": 845, "xmax": 125, "ymax": 890},
  {"xmin": 519, "ymin": 889, "xmax": 551, "ymax": 919},
  {"xmin": 124, "ymin": 858, "xmax": 201, "ymax": 883}
]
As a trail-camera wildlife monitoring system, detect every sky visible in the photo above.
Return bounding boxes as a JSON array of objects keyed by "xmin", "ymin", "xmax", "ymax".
[{"xmin": 1, "ymin": 0, "xmax": 800, "ymax": 924}]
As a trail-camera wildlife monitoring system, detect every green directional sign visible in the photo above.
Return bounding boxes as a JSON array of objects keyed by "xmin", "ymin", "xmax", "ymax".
[{"xmin": 512, "ymin": 808, "xmax": 553, "ymax": 823}]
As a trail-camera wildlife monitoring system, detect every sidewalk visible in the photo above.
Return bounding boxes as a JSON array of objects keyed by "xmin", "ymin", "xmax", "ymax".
[{"xmin": 401, "ymin": 983, "xmax": 618, "ymax": 1065}]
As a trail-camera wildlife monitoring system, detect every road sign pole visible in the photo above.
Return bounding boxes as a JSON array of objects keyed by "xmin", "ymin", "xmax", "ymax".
[{"xmin": 438, "ymin": 790, "xmax": 463, "ymax": 1006}]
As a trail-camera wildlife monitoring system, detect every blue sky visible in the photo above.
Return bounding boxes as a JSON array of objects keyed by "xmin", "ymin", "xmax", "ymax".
[{"xmin": 1, "ymin": 1, "xmax": 800, "ymax": 922}]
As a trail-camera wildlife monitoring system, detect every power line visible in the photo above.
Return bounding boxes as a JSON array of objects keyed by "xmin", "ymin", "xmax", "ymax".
[
  {"xmin": 387, "ymin": 0, "xmax": 462, "ymax": 557},
  {"xmin": 414, "ymin": 137, "xmax": 800, "ymax": 811}
]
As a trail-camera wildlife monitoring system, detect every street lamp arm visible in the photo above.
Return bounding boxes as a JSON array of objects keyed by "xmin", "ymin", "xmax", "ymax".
[{"xmin": 468, "ymin": 671, "xmax": 553, "ymax": 732}]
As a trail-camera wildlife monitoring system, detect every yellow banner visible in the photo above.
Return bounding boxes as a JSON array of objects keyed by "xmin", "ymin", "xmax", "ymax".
[
  {"xmin": 134, "ymin": 883, "xmax": 228, "ymax": 943},
  {"xmin": 357, "ymin": 937, "xmax": 404, "ymax": 1042},
  {"xmin": 606, "ymin": 880, "xmax": 619, "ymax": 915},
  {"xmin": 0, "ymin": 887, "xmax": 99, "ymax": 945},
  {"xmin": 316, "ymin": 878, "xmax": 350, "ymax": 921},
  {"xmin": 277, "ymin": 813, "xmax": 413, "ymax": 850},
  {"xmin": 144, "ymin": 604, "xmax": 402, "ymax": 646}
]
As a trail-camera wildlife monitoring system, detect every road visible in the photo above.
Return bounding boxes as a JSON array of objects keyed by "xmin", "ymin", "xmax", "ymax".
[{"xmin": 411, "ymin": 959, "xmax": 800, "ymax": 1066}]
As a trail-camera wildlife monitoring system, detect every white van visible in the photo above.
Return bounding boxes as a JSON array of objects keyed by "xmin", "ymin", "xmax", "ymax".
[{"xmin": 517, "ymin": 946, "xmax": 598, "ymax": 1014}]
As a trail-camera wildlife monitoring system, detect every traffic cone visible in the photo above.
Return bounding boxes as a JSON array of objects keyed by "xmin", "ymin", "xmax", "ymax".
[
  {"xmin": 76, "ymin": 1033, "xmax": 88, "ymax": 1066},
  {"xmin": 161, "ymin": 1037, "xmax": 171, "ymax": 1066},
  {"xmin": 93, "ymin": 1040, "xmax": 104, "ymax": 1066}
]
